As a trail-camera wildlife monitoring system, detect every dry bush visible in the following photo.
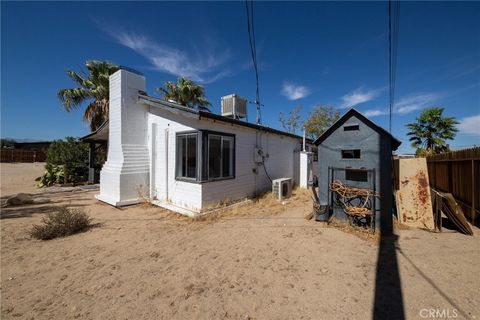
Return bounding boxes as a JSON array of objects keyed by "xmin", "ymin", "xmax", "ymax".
[
  {"xmin": 30, "ymin": 208, "xmax": 92, "ymax": 240},
  {"xmin": 328, "ymin": 217, "xmax": 379, "ymax": 244},
  {"xmin": 134, "ymin": 185, "xmax": 155, "ymax": 209}
]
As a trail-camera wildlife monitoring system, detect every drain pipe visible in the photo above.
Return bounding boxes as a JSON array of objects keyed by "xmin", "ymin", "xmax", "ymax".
[{"xmin": 302, "ymin": 127, "xmax": 306, "ymax": 152}]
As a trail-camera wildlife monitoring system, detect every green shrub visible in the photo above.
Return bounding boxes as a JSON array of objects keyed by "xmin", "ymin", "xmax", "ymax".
[
  {"xmin": 30, "ymin": 208, "xmax": 92, "ymax": 240},
  {"xmin": 38, "ymin": 137, "xmax": 89, "ymax": 187}
]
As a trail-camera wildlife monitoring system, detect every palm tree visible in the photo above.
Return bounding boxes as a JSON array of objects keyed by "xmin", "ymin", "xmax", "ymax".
[
  {"xmin": 406, "ymin": 107, "xmax": 459, "ymax": 155},
  {"xmin": 156, "ymin": 77, "xmax": 211, "ymax": 111},
  {"xmin": 58, "ymin": 60, "xmax": 119, "ymax": 131}
]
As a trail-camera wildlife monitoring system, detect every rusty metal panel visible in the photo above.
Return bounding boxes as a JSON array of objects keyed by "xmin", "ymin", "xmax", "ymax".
[{"xmin": 395, "ymin": 158, "xmax": 435, "ymax": 230}]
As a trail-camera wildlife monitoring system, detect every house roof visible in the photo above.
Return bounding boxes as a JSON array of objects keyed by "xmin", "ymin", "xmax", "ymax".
[
  {"xmin": 313, "ymin": 108, "xmax": 402, "ymax": 150},
  {"xmin": 138, "ymin": 93, "xmax": 313, "ymax": 143},
  {"xmin": 80, "ymin": 120, "xmax": 109, "ymax": 142}
]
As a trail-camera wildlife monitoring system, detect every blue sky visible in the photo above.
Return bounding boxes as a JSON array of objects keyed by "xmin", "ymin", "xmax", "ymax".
[{"xmin": 1, "ymin": 1, "xmax": 479, "ymax": 153}]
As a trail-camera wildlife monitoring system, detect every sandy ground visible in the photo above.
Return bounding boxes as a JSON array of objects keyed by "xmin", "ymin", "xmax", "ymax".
[
  {"xmin": 1, "ymin": 164, "xmax": 479, "ymax": 320},
  {"xmin": 0, "ymin": 163, "xmax": 46, "ymax": 197}
]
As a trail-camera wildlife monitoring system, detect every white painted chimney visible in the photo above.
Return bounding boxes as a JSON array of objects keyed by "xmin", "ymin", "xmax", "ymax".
[{"xmin": 96, "ymin": 69, "xmax": 150, "ymax": 206}]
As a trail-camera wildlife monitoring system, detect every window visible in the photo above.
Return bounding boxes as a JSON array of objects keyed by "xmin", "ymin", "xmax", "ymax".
[
  {"xmin": 176, "ymin": 133, "xmax": 197, "ymax": 179},
  {"xmin": 341, "ymin": 149, "xmax": 361, "ymax": 159},
  {"xmin": 208, "ymin": 135, "xmax": 234, "ymax": 179},
  {"xmin": 344, "ymin": 124, "xmax": 359, "ymax": 131},
  {"xmin": 175, "ymin": 130, "xmax": 235, "ymax": 182},
  {"xmin": 311, "ymin": 147, "xmax": 318, "ymax": 162},
  {"xmin": 345, "ymin": 169, "xmax": 368, "ymax": 182}
]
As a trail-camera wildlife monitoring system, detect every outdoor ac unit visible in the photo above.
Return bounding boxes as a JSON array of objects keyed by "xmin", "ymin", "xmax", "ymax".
[
  {"xmin": 272, "ymin": 178, "xmax": 293, "ymax": 200},
  {"xmin": 221, "ymin": 94, "xmax": 247, "ymax": 119}
]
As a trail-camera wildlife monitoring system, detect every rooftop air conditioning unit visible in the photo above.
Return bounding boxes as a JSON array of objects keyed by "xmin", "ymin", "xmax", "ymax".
[
  {"xmin": 272, "ymin": 178, "xmax": 293, "ymax": 200},
  {"xmin": 221, "ymin": 94, "xmax": 247, "ymax": 119}
]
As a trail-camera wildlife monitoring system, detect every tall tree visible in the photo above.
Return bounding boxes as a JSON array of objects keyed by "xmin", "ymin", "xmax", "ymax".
[
  {"xmin": 279, "ymin": 105, "xmax": 302, "ymax": 134},
  {"xmin": 58, "ymin": 61, "xmax": 119, "ymax": 131},
  {"xmin": 303, "ymin": 105, "xmax": 340, "ymax": 139},
  {"xmin": 406, "ymin": 107, "xmax": 459, "ymax": 155},
  {"xmin": 156, "ymin": 77, "xmax": 211, "ymax": 111}
]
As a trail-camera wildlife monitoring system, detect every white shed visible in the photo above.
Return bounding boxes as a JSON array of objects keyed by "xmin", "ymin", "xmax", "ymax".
[{"xmin": 97, "ymin": 69, "xmax": 315, "ymax": 216}]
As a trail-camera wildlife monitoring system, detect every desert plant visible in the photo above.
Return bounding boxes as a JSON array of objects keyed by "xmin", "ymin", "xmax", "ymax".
[
  {"xmin": 406, "ymin": 107, "xmax": 459, "ymax": 155},
  {"xmin": 30, "ymin": 208, "xmax": 92, "ymax": 240},
  {"xmin": 156, "ymin": 77, "xmax": 211, "ymax": 111},
  {"xmin": 38, "ymin": 137, "xmax": 90, "ymax": 187},
  {"xmin": 58, "ymin": 60, "xmax": 119, "ymax": 131}
]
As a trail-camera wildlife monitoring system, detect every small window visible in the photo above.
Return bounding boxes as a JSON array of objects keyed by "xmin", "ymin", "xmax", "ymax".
[
  {"xmin": 344, "ymin": 124, "xmax": 359, "ymax": 131},
  {"xmin": 312, "ymin": 147, "xmax": 318, "ymax": 162},
  {"xmin": 341, "ymin": 149, "xmax": 361, "ymax": 159},
  {"xmin": 176, "ymin": 133, "xmax": 197, "ymax": 179},
  {"xmin": 346, "ymin": 169, "xmax": 368, "ymax": 182},
  {"xmin": 208, "ymin": 135, "xmax": 234, "ymax": 179}
]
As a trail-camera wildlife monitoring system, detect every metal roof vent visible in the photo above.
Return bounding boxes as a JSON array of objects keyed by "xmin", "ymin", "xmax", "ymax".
[{"xmin": 221, "ymin": 94, "xmax": 247, "ymax": 120}]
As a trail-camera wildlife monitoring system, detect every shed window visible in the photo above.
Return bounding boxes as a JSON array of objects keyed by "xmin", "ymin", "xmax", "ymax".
[
  {"xmin": 208, "ymin": 135, "xmax": 234, "ymax": 179},
  {"xmin": 341, "ymin": 149, "xmax": 361, "ymax": 159},
  {"xmin": 176, "ymin": 133, "xmax": 197, "ymax": 179},
  {"xmin": 344, "ymin": 124, "xmax": 359, "ymax": 131},
  {"xmin": 346, "ymin": 169, "xmax": 368, "ymax": 182}
]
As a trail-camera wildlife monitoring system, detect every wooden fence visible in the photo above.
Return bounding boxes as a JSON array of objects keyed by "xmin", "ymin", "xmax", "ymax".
[
  {"xmin": 426, "ymin": 147, "xmax": 480, "ymax": 227},
  {"xmin": 0, "ymin": 149, "xmax": 47, "ymax": 163}
]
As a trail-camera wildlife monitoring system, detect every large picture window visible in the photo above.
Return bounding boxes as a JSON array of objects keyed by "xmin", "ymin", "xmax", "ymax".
[
  {"xmin": 176, "ymin": 133, "xmax": 197, "ymax": 179},
  {"xmin": 208, "ymin": 135, "xmax": 234, "ymax": 179}
]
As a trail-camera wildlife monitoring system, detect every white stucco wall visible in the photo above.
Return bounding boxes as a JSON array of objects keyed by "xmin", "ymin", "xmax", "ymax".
[{"xmin": 146, "ymin": 106, "xmax": 303, "ymax": 213}]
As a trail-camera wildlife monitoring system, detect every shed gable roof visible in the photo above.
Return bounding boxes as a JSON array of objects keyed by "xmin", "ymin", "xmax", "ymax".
[{"xmin": 313, "ymin": 108, "xmax": 401, "ymax": 150}]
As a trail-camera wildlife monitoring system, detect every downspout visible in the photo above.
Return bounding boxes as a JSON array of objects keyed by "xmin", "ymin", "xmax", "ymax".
[{"xmin": 302, "ymin": 127, "xmax": 306, "ymax": 152}]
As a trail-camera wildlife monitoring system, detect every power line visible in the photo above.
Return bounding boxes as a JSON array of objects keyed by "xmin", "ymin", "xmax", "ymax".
[
  {"xmin": 245, "ymin": 0, "xmax": 262, "ymax": 124},
  {"xmin": 388, "ymin": 0, "xmax": 400, "ymax": 133}
]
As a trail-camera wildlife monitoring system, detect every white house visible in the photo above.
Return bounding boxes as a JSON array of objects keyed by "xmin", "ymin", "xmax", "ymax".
[{"xmin": 96, "ymin": 68, "xmax": 315, "ymax": 216}]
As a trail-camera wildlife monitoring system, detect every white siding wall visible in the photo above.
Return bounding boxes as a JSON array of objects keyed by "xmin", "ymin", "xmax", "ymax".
[
  {"xmin": 147, "ymin": 107, "xmax": 302, "ymax": 212},
  {"xmin": 148, "ymin": 109, "xmax": 203, "ymax": 211}
]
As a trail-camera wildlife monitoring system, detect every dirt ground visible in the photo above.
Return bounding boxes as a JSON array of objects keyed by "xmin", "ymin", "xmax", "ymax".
[
  {"xmin": 0, "ymin": 163, "xmax": 46, "ymax": 196},
  {"xmin": 1, "ymin": 163, "xmax": 479, "ymax": 319}
]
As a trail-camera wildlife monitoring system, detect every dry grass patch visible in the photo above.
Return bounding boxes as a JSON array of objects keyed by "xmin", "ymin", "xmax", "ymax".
[
  {"xmin": 328, "ymin": 217, "xmax": 379, "ymax": 244},
  {"xmin": 29, "ymin": 208, "xmax": 93, "ymax": 240},
  {"xmin": 190, "ymin": 187, "xmax": 314, "ymax": 223}
]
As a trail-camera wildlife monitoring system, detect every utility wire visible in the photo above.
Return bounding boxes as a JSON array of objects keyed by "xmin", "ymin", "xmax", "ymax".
[
  {"xmin": 388, "ymin": 0, "xmax": 400, "ymax": 133},
  {"xmin": 245, "ymin": 0, "xmax": 261, "ymax": 124}
]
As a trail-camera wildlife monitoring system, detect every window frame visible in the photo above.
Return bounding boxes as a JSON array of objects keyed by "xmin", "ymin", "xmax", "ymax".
[
  {"xmin": 343, "ymin": 124, "xmax": 360, "ymax": 131},
  {"xmin": 203, "ymin": 130, "xmax": 236, "ymax": 182},
  {"xmin": 174, "ymin": 130, "xmax": 236, "ymax": 183},
  {"xmin": 175, "ymin": 131, "xmax": 200, "ymax": 182},
  {"xmin": 345, "ymin": 168, "xmax": 368, "ymax": 182},
  {"xmin": 341, "ymin": 149, "xmax": 361, "ymax": 159}
]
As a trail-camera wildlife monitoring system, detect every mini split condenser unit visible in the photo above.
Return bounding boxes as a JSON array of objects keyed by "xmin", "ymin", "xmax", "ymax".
[
  {"xmin": 221, "ymin": 94, "xmax": 247, "ymax": 119},
  {"xmin": 272, "ymin": 178, "xmax": 293, "ymax": 200}
]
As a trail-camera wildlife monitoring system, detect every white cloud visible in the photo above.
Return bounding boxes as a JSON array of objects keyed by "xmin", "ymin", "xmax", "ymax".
[
  {"xmin": 458, "ymin": 114, "xmax": 480, "ymax": 136},
  {"xmin": 105, "ymin": 30, "xmax": 231, "ymax": 84},
  {"xmin": 339, "ymin": 87, "xmax": 383, "ymax": 108},
  {"xmin": 360, "ymin": 92, "xmax": 441, "ymax": 117},
  {"xmin": 281, "ymin": 82, "xmax": 310, "ymax": 100},
  {"xmin": 394, "ymin": 93, "xmax": 440, "ymax": 114},
  {"xmin": 363, "ymin": 109, "xmax": 388, "ymax": 117}
]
